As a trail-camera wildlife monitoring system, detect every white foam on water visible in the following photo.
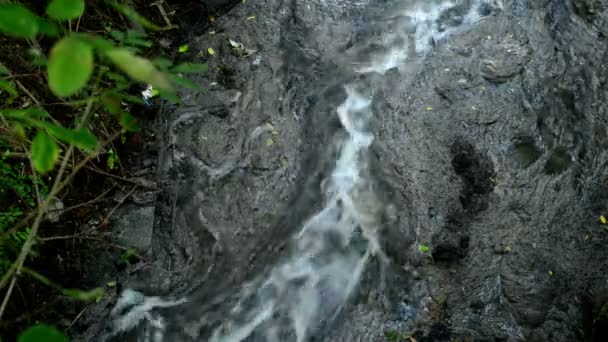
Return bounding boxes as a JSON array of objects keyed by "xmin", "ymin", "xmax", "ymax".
[
  {"xmin": 210, "ymin": 84, "xmax": 380, "ymax": 342},
  {"xmin": 357, "ymin": 0, "xmax": 494, "ymax": 74}
]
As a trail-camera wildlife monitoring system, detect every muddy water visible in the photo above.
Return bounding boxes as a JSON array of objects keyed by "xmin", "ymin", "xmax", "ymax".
[{"xmin": 85, "ymin": 0, "xmax": 608, "ymax": 341}]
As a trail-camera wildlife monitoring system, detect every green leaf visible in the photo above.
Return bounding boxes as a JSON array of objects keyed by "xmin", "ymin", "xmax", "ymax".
[
  {"xmin": 28, "ymin": 49, "xmax": 48, "ymax": 67},
  {"xmin": 0, "ymin": 108, "xmax": 50, "ymax": 120},
  {"xmin": 46, "ymin": 0, "xmax": 85, "ymax": 21},
  {"xmin": 170, "ymin": 74, "xmax": 202, "ymax": 91},
  {"xmin": 153, "ymin": 57, "xmax": 173, "ymax": 70},
  {"xmin": 12, "ymin": 122, "xmax": 26, "ymax": 139},
  {"xmin": 106, "ymin": 48, "xmax": 171, "ymax": 90},
  {"xmin": 0, "ymin": 79, "xmax": 17, "ymax": 96},
  {"xmin": 158, "ymin": 89, "xmax": 181, "ymax": 104},
  {"xmin": 125, "ymin": 30, "xmax": 152, "ymax": 48},
  {"xmin": 63, "ymin": 287, "xmax": 104, "ymax": 301},
  {"xmin": 178, "ymin": 44, "xmax": 189, "ymax": 53},
  {"xmin": 105, "ymin": 72, "xmax": 127, "ymax": 84},
  {"xmin": 119, "ymin": 112, "xmax": 140, "ymax": 132},
  {"xmin": 43, "ymin": 123, "xmax": 98, "ymax": 151},
  {"xmin": 109, "ymin": 29, "xmax": 124, "ymax": 42},
  {"xmin": 48, "ymin": 37, "xmax": 94, "ymax": 97},
  {"xmin": 117, "ymin": 92, "xmax": 145, "ymax": 105},
  {"xmin": 29, "ymin": 120, "xmax": 97, "ymax": 151},
  {"xmin": 18, "ymin": 324, "xmax": 67, "ymax": 342},
  {"xmin": 37, "ymin": 18, "xmax": 60, "ymax": 37},
  {"xmin": 88, "ymin": 36, "xmax": 115, "ymax": 52},
  {"xmin": 171, "ymin": 62, "xmax": 208, "ymax": 74},
  {"xmin": 0, "ymin": 4, "xmax": 39, "ymax": 38},
  {"xmin": 100, "ymin": 92, "xmax": 121, "ymax": 114},
  {"xmin": 106, "ymin": 0, "xmax": 161, "ymax": 31},
  {"xmin": 419, "ymin": 244, "xmax": 430, "ymax": 253},
  {"xmin": 0, "ymin": 63, "xmax": 9, "ymax": 75},
  {"xmin": 107, "ymin": 149, "xmax": 116, "ymax": 169},
  {"xmin": 31, "ymin": 131, "xmax": 59, "ymax": 174}
]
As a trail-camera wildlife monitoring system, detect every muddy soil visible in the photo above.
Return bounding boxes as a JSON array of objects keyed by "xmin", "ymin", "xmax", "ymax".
[{"xmin": 75, "ymin": 0, "xmax": 608, "ymax": 341}]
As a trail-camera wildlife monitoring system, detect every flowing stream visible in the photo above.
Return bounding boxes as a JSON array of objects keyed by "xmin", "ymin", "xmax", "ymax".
[{"xmin": 107, "ymin": 1, "xmax": 499, "ymax": 341}]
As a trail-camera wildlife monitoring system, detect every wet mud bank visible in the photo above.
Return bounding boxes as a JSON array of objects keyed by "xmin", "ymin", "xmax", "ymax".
[{"xmin": 79, "ymin": 0, "xmax": 608, "ymax": 341}]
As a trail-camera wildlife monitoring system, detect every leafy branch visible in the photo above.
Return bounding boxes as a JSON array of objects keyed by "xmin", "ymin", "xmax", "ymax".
[{"xmin": 0, "ymin": 0, "xmax": 208, "ymax": 338}]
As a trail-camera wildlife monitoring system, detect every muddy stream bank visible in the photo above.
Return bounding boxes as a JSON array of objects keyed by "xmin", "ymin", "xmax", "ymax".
[{"xmin": 76, "ymin": 0, "xmax": 608, "ymax": 341}]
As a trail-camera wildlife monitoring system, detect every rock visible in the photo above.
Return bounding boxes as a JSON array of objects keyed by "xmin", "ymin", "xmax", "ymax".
[
  {"xmin": 111, "ymin": 204, "xmax": 154, "ymax": 251},
  {"xmin": 46, "ymin": 197, "xmax": 64, "ymax": 223}
]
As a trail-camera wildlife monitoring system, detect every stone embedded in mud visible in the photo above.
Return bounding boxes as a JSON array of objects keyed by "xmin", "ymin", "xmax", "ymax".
[
  {"xmin": 479, "ymin": 34, "xmax": 531, "ymax": 84},
  {"xmin": 111, "ymin": 204, "xmax": 154, "ymax": 251}
]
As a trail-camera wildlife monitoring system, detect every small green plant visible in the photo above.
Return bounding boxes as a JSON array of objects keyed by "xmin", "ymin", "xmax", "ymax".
[
  {"xmin": 0, "ymin": 147, "xmax": 46, "ymax": 272},
  {"xmin": 419, "ymin": 244, "xmax": 430, "ymax": 253},
  {"xmin": 384, "ymin": 330, "xmax": 414, "ymax": 342}
]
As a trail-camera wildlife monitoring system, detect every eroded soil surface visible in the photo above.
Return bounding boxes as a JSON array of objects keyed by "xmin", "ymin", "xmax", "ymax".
[{"xmin": 76, "ymin": 0, "xmax": 608, "ymax": 341}]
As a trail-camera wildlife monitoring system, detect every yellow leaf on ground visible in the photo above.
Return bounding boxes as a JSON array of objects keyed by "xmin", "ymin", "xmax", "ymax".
[{"xmin": 208, "ymin": 47, "xmax": 215, "ymax": 55}]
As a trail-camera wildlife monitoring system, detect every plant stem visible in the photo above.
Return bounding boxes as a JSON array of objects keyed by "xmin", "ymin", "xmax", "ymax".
[{"xmin": 0, "ymin": 97, "xmax": 96, "ymax": 320}]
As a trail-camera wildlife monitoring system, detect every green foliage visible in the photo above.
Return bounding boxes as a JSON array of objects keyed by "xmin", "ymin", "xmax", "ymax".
[
  {"xmin": 0, "ymin": 4, "xmax": 39, "ymax": 38},
  {"xmin": 63, "ymin": 287, "xmax": 104, "ymax": 301},
  {"xmin": 31, "ymin": 131, "xmax": 59, "ymax": 174},
  {"xmin": 106, "ymin": 0, "xmax": 162, "ymax": 31},
  {"xmin": 48, "ymin": 36, "xmax": 94, "ymax": 97},
  {"xmin": 107, "ymin": 148, "xmax": 117, "ymax": 169},
  {"xmin": 109, "ymin": 29, "xmax": 152, "ymax": 53},
  {"xmin": 105, "ymin": 48, "xmax": 171, "ymax": 90},
  {"xmin": 419, "ymin": 244, "xmax": 430, "ymax": 253},
  {"xmin": 46, "ymin": 0, "xmax": 85, "ymax": 21},
  {"xmin": 18, "ymin": 324, "xmax": 67, "ymax": 342},
  {"xmin": 0, "ymin": 1, "xmax": 209, "ymax": 336},
  {"xmin": 172, "ymin": 62, "xmax": 209, "ymax": 73},
  {"xmin": 39, "ymin": 123, "xmax": 97, "ymax": 151},
  {"xmin": 0, "ymin": 148, "xmax": 45, "ymax": 271},
  {"xmin": 384, "ymin": 330, "xmax": 414, "ymax": 342},
  {"xmin": 0, "ymin": 2, "xmax": 207, "ymax": 174},
  {"xmin": 0, "ymin": 79, "xmax": 18, "ymax": 96}
]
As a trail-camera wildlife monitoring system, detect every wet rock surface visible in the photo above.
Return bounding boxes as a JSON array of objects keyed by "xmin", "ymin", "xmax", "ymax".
[{"xmin": 78, "ymin": 0, "xmax": 608, "ymax": 341}]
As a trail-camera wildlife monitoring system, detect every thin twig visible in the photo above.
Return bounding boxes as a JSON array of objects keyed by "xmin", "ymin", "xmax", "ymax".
[
  {"xmin": 0, "ymin": 277, "xmax": 17, "ymax": 320},
  {"xmin": 101, "ymin": 185, "xmax": 137, "ymax": 226},
  {"xmin": 67, "ymin": 305, "xmax": 88, "ymax": 329},
  {"xmin": 13, "ymin": 80, "xmax": 63, "ymax": 127},
  {"xmin": 14, "ymin": 80, "xmax": 41, "ymax": 107},
  {"xmin": 0, "ymin": 97, "xmax": 96, "ymax": 320},
  {"xmin": 84, "ymin": 166, "xmax": 157, "ymax": 189},
  {"xmin": 100, "ymin": 121, "xmax": 125, "ymax": 174},
  {"xmin": 25, "ymin": 148, "xmax": 41, "ymax": 206},
  {"xmin": 75, "ymin": 15, "xmax": 82, "ymax": 32},
  {"xmin": 0, "ymin": 130, "xmax": 124, "ymax": 240},
  {"xmin": 40, "ymin": 231, "xmax": 99, "ymax": 242},
  {"xmin": 47, "ymin": 184, "xmax": 116, "ymax": 215}
]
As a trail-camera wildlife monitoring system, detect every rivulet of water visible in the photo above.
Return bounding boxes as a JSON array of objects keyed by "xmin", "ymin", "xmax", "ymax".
[
  {"xmin": 107, "ymin": 1, "xmax": 497, "ymax": 341},
  {"xmin": 209, "ymin": 84, "xmax": 382, "ymax": 342}
]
